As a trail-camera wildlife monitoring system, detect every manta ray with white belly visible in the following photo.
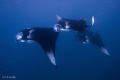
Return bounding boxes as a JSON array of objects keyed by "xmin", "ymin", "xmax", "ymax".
[{"xmin": 15, "ymin": 27, "xmax": 59, "ymax": 68}]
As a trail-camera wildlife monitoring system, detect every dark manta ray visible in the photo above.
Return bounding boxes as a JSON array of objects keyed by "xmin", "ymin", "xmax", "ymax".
[
  {"xmin": 76, "ymin": 31, "xmax": 110, "ymax": 56},
  {"xmin": 53, "ymin": 15, "xmax": 94, "ymax": 32},
  {"xmin": 15, "ymin": 27, "xmax": 59, "ymax": 68}
]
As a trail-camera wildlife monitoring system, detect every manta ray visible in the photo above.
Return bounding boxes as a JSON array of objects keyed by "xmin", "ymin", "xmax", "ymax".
[
  {"xmin": 76, "ymin": 31, "xmax": 110, "ymax": 55},
  {"xmin": 15, "ymin": 27, "xmax": 59, "ymax": 68},
  {"xmin": 54, "ymin": 15, "xmax": 94, "ymax": 32},
  {"xmin": 54, "ymin": 15, "xmax": 110, "ymax": 56},
  {"xmin": 15, "ymin": 16, "xmax": 110, "ymax": 68}
]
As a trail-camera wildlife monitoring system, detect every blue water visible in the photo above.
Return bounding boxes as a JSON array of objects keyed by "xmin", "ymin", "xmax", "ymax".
[{"xmin": 0, "ymin": 0, "xmax": 120, "ymax": 80}]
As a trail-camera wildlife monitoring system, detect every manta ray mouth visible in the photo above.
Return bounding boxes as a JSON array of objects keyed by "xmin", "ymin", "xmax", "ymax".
[
  {"xmin": 16, "ymin": 32, "xmax": 23, "ymax": 40},
  {"xmin": 54, "ymin": 24, "xmax": 70, "ymax": 32},
  {"xmin": 54, "ymin": 24, "xmax": 61, "ymax": 32}
]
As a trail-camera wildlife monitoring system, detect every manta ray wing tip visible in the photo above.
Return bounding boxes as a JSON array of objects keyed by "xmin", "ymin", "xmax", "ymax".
[{"xmin": 101, "ymin": 47, "xmax": 110, "ymax": 56}]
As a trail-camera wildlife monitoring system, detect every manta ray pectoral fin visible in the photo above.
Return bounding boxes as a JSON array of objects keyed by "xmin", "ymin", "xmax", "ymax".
[
  {"xmin": 56, "ymin": 15, "xmax": 62, "ymax": 21},
  {"xmin": 38, "ymin": 41, "xmax": 57, "ymax": 68},
  {"xmin": 99, "ymin": 47, "xmax": 110, "ymax": 56},
  {"xmin": 90, "ymin": 32, "xmax": 110, "ymax": 56},
  {"xmin": 95, "ymin": 46, "xmax": 110, "ymax": 56},
  {"xmin": 46, "ymin": 48, "xmax": 57, "ymax": 67},
  {"xmin": 92, "ymin": 16, "xmax": 94, "ymax": 26}
]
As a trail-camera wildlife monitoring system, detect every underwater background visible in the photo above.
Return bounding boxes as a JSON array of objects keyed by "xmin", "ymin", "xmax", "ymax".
[{"xmin": 0, "ymin": 0, "xmax": 120, "ymax": 80}]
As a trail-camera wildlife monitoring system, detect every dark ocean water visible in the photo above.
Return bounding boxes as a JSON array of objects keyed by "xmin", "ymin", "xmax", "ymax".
[{"xmin": 0, "ymin": 0, "xmax": 120, "ymax": 80}]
